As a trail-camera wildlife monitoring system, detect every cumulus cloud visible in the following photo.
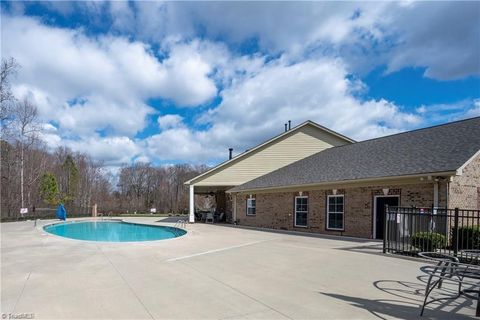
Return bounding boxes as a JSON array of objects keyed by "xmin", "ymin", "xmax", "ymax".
[
  {"xmin": 1, "ymin": 14, "xmax": 222, "ymax": 164},
  {"xmin": 157, "ymin": 114, "xmax": 184, "ymax": 130},
  {"xmin": 146, "ymin": 58, "xmax": 421, "ymax": 163},
  {"xmin": 101, "ymin": 1, "xmax": 479, "ymax": 80},
  {"xmin": 65, "ymin": 136, "xmax": 141, "ymax": 166},
  {"xmin": 465, "ymin": 100, "xmax": 480, "ymax": 118},
  {"xmin": 2, "ymin": 2, "xmax": 477, "ymax": 167},
  {"xmin": 1, "ymin": 14, "xmax": 219, "ymax": 123},
  {"xmin": 384, "ymin": 2, "xmax": 480, "ymax": 80},
  {"xmin": 146, "ymin": 128, "xmax": 217, "ymax": 163}
]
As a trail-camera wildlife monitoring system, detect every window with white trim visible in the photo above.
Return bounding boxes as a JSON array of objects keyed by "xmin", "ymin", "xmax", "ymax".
[
  {"xmin": 327, "ymin": 195, "xmax": 344, "ymax": 230},
  {"xmin": 294, "ymin": 196, "xmax": 308, "ymax": 227},
  {"xmin": 246, "ymin": 198, "xmax": 256, "ymax": 215}
]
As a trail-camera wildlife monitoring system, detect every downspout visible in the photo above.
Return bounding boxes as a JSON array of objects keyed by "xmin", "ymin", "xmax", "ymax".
[
  {"xmin": 433, "ymin": 181, "xmax": 439, "ymax": 210},
  {"xmin": 431, "ymin": 180, "xmax": 439, "ymax": 232},
  {"xmin": 446, "ymin": 179, "xmax": 450, "ymax": 209}
]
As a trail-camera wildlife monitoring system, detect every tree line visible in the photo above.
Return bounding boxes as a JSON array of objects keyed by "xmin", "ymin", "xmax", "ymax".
[{"xmin": 0, "ymin": 58, "xmax": 208, "ymax": 220}]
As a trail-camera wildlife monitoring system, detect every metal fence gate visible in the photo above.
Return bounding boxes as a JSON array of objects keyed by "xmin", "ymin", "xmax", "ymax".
[{"xmin": 383, "ymin": 206, "xmax": 480, "ymax": 259}]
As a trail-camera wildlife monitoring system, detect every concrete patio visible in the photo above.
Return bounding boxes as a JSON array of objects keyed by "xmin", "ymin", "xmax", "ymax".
[{"xmin": 1, "ymin": 217, "xmax": 477, "ymax": 319}]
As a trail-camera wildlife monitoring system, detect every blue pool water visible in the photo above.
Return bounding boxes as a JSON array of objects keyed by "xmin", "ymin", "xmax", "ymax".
[{"xmin": 44, "ymin": 220, "xmax": 186, "ymax": 242}]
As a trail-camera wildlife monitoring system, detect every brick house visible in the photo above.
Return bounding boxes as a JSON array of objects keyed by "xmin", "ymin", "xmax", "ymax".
[
  {"xmin": 228, "ymin": 117, "xmax": 480, "ymax": 239},
  {"xmin": 187, "ymin": 117, "xmax": 480, "ymax": 239},
  {"xmin": 185, "ymin": 120, "xmax": 354, "ymax": 223}
]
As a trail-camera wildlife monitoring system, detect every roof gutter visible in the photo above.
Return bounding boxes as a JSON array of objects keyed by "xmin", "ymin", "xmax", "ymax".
[{"xmin": 226, "ymin": 171, "xmax": 458, "ymax": 194}]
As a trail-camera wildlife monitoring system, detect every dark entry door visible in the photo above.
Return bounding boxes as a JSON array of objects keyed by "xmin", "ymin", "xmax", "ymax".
[{"xmin": 375, "ymin": 196, "xmax": 399, "ymax": 239}]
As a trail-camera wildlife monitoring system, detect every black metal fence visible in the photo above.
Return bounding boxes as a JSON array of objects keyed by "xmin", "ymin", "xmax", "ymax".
[
  {"xmin": 0, "ymin": 206, "xmax": 174, "ymax": 222},
  {"xmin": 383, "ymin": 206, "xmax": 480, "ymax": 261}
]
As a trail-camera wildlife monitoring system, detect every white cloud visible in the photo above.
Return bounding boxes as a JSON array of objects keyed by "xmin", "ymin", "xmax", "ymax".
[
  {"xmin": 123, "ymin": 2, "xmax": 479, "ymax": 80},
  {"xmin": 14, "ymin": 2, "xmax": 479, "ymax": 80},
  {"xmin": 1, "ymin": 14, "xmax": 226, "ymax": 164},
  {"xmin": 65, "ymin": 136, "xmax": 141, "ymax": 166},
  {"xmin": 463, "ymin": 100, "xmax": 480, "ymax": 119},
  {"xmin": 384, "ymin": 2, "xmax": 480, "ymax": 80},
  {"xmin": 146, "ymin": 58, "xmax": 421, "ymax": 163},
  {"xmin": 157, "ymin": 114, "xmax": 184, "ymax": 130},
  {"xmin": 108, "ymin": 1, "xmax": 135, "ymax": 32},
  {"xmin": 406, "ymin": 99, "xmax": 480, "ymax": 125},
  {"xmin": 160, "ymin": 41, "xmax": 217, "ymax": 106},
  {"xmin": 146, "ymin": 127, "xmax": 219, "ymax": 163},
  {"xmin": 2, "ymin": 3, "xmax": 477, "ymax": 167},
  {"xmin": 1, "ymin": 14, "xmax": 219, "ymax": 132},
  {"xmin": 39, "ymin": 123, "xmax": 62, "ymax": 149}
]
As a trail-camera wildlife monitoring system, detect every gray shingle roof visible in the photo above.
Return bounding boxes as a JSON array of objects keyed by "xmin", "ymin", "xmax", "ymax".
[{"xmin": 230, "ymin": 117, "xmax": 480, "ymax": 192}]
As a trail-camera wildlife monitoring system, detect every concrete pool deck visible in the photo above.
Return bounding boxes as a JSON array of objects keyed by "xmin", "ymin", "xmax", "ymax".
[{"xmin": 1, "ymin": 217, "xmax": 477, "ymax": 319}]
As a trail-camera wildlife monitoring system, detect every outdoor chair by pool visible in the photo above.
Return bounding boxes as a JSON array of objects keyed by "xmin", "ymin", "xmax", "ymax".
[
  {"xmin": 194, "ymin": 210, "xmax": 203, "ymax": 221},
  {"xmin": 214, "ymin": 212, "xmax": 225, "ymax": 223},
  {"xmin": 419, "ymin": 252, "xmax": 480, "ymax": 317},
  {"xmin": 205, "ymin": 212, "xmax": 214, "ymax": 223}
]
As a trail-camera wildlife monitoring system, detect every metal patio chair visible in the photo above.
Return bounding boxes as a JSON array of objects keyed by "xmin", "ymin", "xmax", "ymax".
[
  {"xmin": 419, "ymin": 256, "xmax": 480, "ymax": 317},
  {"xmin": 418, "ymin": 252, "xmax": 459, "ymax": 289}
]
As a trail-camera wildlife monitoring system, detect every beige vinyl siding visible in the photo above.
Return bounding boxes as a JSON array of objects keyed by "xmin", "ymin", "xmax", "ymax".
[{"xmin": 194, "ymin": 125, "xmax": 349, "ymax": 186}]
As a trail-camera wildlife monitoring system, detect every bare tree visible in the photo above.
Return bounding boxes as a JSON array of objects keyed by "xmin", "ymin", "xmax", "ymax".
[
  {"xmin": 0, "ymin": 57, "xmax": 20, "ymax": 137},
  {"xmin": 13, "ymin": 98, "xmax": 41, "ymax": 209}
]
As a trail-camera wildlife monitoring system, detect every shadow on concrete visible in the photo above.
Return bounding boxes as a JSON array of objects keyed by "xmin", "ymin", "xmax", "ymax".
[
  {"xmin": 155, "ymin": 215, "xmax": 188, "ymax": 223},
  {"xmin": 319, "ymin": 291, "xmax": 473, "ymax": 319},
  {"xmin": 319, "ymin": 279, "xmax": 475, "ymax": 319},
  {"xmin": 336, "ymin": 243, "xmax": 385, "ymax": 256},
  {"xmin": 373, "ymin": 279, "xmax": 460, "ymax": 303},
  {"xmin": 336, "ymin": 243, "xmax": 430, "ymax": 264},
  {"xmin": 212, "ymin": 223, "xmax": 377, "ymax": 244}
]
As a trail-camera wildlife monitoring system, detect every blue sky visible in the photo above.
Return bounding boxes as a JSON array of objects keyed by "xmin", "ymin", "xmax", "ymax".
[{"xmin": 1, "ymin": 1, "xmax": 479, "ymax": 168}]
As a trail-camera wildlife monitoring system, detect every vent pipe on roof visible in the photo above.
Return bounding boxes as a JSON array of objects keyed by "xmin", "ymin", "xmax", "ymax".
[
  {"xmin": 284, "ymin": 123, "xmax": 288, "ymax": 132},
  {"xmin": 288, "ymin": 120, "xmax": 291, "ymax": 130},
  {"xmin": 229, "ymin": 148, "xmax": 233, "ymax": 160}
]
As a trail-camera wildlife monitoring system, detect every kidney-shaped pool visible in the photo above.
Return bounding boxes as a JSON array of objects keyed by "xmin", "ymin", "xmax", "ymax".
[{"xmin": 44, "ymin": 220, "xmax": 186, "ymax": 242}]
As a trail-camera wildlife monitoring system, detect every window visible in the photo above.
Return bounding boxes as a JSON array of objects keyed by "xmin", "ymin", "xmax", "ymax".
[
  {"xmin": 246, "ymin": 198, "xmax": 256, "ymax": 215},
  {"xmin": 295, "ymin": 196, "xmax": 308, "ymax": 227},
  {"xmin": 327, "ymin": 195, "xmax": 344, "ymax": 230}
]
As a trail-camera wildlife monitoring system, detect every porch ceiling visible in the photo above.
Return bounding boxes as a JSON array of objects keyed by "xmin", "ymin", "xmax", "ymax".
[{"xmin": 193, "ymin": 185, "xmax": 235, "ymax": 194}]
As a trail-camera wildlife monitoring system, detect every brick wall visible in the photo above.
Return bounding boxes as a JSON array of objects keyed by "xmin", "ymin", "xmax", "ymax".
[
  {"xmin": 235, "ymin": 182, "xmax": 439, "ymax": 239},
  {"xmin": 449, "ymin": 154, "xmax": 480, "ymax": 210}
]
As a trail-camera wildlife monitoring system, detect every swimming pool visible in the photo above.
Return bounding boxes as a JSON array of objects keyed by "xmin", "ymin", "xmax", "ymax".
[{"xmin": 43, "ymin": 220, "xmax": 186, "ymax": 242}]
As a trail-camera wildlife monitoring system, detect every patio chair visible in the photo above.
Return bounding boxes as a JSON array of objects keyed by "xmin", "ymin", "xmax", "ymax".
[
  {"xmin": 194, "ymin": 210, "xmax": 203, "ymax": 221},
  {"xmin": 214, "ymin": 212, "xmax": 225, "ymax": 223},
  {"xmin": 418, "ymin": 252, "xmax": 459, "ymax": 289},
  {"xmin": 205, "ymin": 211, "xmax": 214, "ymax": 223},
  {"xmin": 419, "ymin": 259, "xmax": 480, "ymax": 317}
]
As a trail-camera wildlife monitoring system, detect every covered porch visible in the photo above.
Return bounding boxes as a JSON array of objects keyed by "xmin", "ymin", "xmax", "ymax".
[{"xmin": 188, "ymin": 184, "xmax": 235, "ymax": 223}]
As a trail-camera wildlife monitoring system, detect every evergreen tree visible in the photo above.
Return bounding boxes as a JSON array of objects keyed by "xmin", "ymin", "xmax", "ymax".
[
  {"xmin": 39, "ymin": 172, "xmax": 59, "ymax": 206},
  {"xmin": 62, "ymin": 155, "xmax": 79, "ymax": 203}
]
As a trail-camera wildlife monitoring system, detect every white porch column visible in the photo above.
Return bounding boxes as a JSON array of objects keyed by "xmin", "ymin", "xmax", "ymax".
[
  {"xmin": 433, "ymin": 181, "xmax": 439, "ymax": 211},
  {"xmin": 189, "ymin": 185, "xmax": 195, "ymax": 223}
]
